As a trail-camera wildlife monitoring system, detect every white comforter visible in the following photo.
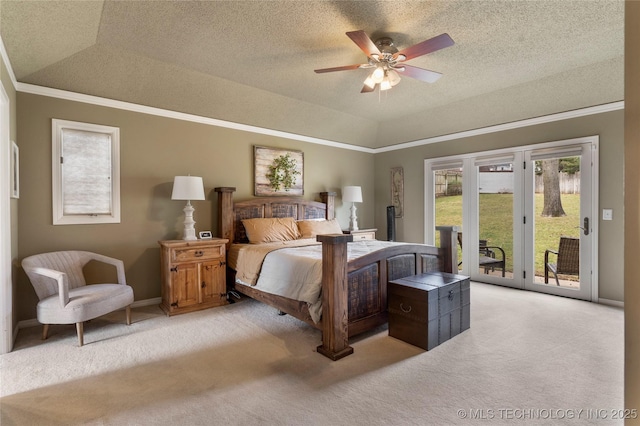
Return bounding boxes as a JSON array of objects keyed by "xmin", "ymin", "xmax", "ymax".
[{"xmin": 233, "ymin": 240, "xmax": 407, "ymax": 323}]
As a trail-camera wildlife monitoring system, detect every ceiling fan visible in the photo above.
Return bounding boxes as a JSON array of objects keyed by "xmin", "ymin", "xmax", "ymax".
[{"xmin": 314, "ymin": 30, "xmax": 454, "ymax": 93}]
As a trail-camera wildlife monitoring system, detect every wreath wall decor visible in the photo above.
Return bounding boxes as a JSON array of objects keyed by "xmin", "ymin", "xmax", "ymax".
[
  {"xmin": 391, "ymin": 167, "xmax": 404, "ymax": 218},
  {"xmin": 254, "ymin": 146, "xmax": 304, "ymax": 196}
]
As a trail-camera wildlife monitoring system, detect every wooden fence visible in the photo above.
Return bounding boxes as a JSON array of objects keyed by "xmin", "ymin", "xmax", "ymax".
[
  {"xmin": 535, "ymin": 172, "xmax": 581, "ymax": 194},
  {"xmin": 435, "ymin": 170, "xmax": 463, "ymax": 196},
  {"xmin": 435, "ymin": 170, "xmax": 581, "ymax": 195}
]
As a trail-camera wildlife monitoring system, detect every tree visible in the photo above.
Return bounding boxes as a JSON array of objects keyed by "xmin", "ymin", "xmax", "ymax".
[
  {"xmin": 541, "ymin": 159, "xmax": 566, "ymax": 217},
  {"xmin": 559, "ymin": 157, "xmax": 580, "ymax": 174}
]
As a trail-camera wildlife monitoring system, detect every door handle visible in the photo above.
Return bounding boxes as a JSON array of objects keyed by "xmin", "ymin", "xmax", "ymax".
[{"xmin": 577, "ymin": 217, "xmax": 589, "ymax": 235}]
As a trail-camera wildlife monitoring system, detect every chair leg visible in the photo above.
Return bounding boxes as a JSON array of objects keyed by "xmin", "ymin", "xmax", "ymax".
[
  {"xmin": 554, "ymin": 273, "xmax": 560, "ymax": 286},
  {"xmin": 126, "ymin": 305, "xmax": 131, "ymax": 325},
  {"xmin": 42, "ymin": 324, "xmax": 49, "ymax": 340},
  {"xmin": 76, "ymin": 322, "xmax": 84, "ymax": 347}
]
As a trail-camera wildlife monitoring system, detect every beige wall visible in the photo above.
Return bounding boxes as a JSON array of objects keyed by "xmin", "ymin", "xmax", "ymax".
[
  {"xmin": 15, "ymin": 92, "xmax": 375, "ymax": 320},
  {"xmin": 374, "ymin": 110, "xmax": 624, "ymax": 302},
  {"xmin": 625, "ymin": 1, "xmax": 640, "ymax": 418}
]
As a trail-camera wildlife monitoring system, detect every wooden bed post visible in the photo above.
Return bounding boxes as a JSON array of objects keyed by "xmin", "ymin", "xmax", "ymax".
[
  {"xmin": 316, "ymin": 233, "xmax": 354, "ymax": 360},
  {"xmin": 215, "ymin": 187, "xmax": 235, "ymax": 248},
  {"xmin": 436, "ymin": 225, "xmax": 459, "ymax": 273},
  {"xmin": 319, "ymin": 192, "xmax": 336, "ymax": 220}
]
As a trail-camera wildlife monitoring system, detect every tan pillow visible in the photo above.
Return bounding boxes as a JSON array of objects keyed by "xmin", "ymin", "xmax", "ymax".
[
  {"xmin": 297, "ymin": 218, "xmax": 343, "ymax": 239},
  {"xmin": 241, "ymin": 217, "xmax": 301, "ymax": 244}
]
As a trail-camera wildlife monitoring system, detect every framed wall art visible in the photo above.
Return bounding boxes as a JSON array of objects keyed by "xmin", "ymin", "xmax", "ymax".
[
  {"xmin": 254, "ymin": 146, "xmax": 304, "ymax": 196},
  {"xmin": 10, "ymin": 141, "xmax": 18, "ymax": 199},
  {"xmin": 391, "ymin": 167, "xmax": 404, "ymax": 218}
]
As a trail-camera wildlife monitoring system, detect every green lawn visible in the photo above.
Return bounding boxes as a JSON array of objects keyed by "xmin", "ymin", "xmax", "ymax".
[{"xmin": 435, "ymin": 193, "xmax": 580, "ymax": 276}]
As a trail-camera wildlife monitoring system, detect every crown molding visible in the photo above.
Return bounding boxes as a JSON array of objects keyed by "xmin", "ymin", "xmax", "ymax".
[
  {"xmin": 16, "ymin": 82, "xmax": 376, "ymax": 153},
  {"xmin": 15, "ymin": 80, "xmax": 623, "ymax": 154},
  {"xmin": 0, "ymin": 35, "xmax": 18, "ymax": 88},
  {"xmin": 375, "ymin": 101, "xmax": 625, "ymax": 153}
]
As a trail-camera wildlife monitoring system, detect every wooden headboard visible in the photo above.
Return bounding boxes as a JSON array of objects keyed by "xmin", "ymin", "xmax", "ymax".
[{"xmin": 215, "ymin": 187, "xmax": 336, "ymax": 245}]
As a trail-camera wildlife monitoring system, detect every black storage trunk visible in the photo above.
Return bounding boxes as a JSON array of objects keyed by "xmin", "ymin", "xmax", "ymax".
[{"xmin": 388, "ymin": 272, "xmax": 470, "ymax": 350}]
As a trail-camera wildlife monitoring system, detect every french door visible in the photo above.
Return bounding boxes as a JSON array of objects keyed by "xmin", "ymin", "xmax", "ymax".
[{"xmin": 425, "ymin": 136, "xmax": 598, "ymax": 301}]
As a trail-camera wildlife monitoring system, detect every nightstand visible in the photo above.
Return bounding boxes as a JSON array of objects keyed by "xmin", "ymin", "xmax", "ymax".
[
  {"xmin": 159, "ymin": 238, "xmax": 229, "ymax": 316},
  {"xmin": 343, "ymin": 228, "xmax": 377, "ymax": 241}
]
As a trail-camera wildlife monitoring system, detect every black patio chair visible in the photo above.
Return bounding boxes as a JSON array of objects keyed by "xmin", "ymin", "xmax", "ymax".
[
  {"xmin": 457, "ymin": 232, "xmax": 506, "ymax": 277},
  {"xmin": 544, "ymin": 236, "xmax": 579, "ymax": 286}
]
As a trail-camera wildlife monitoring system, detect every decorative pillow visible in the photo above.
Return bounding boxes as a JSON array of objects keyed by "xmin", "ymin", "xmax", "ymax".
[
  {"xmin": 241, "ymin": 217, "xmax": 301, "ymax": 244},
  {"xmin": 297, "ymin": 218, "xmax": 343, "ymax": 239}
]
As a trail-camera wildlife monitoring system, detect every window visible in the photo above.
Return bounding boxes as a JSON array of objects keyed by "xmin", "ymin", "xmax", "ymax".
[{"xmin": 52, "ymin": 119, "xmax": 120, "ymax": 225}]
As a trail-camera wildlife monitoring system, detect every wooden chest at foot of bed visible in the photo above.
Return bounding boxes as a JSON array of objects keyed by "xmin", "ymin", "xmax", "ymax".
[{"xmin": 388, "ymin": 272, "xmax": 470, "ymax": 350}]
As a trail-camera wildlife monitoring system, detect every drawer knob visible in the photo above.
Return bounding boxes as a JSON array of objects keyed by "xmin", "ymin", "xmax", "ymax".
[
  {"xmin": 195, "ymin": 250, "xmax": 204, "ymax": 257},
  {"xmin": 448, "ymin": 290, "xmax": 454, "ymax": 301},
  {"xmin": 400, "ymin": 303, "xmax": 412, "ymax": 313}
]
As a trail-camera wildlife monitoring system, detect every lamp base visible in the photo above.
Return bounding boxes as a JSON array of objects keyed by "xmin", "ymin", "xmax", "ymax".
[
  {"xmin": 182, "ymin": 201, "xmax": 198, "ymax": 240},
  {"xmin": 349, "ymin": 203, "xmax": 359, "ymax": 231}
]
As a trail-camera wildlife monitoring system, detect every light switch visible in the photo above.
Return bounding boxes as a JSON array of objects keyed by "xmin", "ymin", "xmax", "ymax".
[{"xmin": 602, "ymin": 209, "xmax": 613, "ymax": 221}]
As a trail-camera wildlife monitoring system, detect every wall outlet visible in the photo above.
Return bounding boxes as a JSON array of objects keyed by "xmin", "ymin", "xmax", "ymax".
[{"xmin": 602, "ymin": 209, "xmax": 613, "ymax": 221}]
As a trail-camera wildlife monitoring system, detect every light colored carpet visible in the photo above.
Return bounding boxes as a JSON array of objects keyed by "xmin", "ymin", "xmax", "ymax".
[{"xmin": 0, "ymin": 283, "xmax": 623, "ymax": 425}]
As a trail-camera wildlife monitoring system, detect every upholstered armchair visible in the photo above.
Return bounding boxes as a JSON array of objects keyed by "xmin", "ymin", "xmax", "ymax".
[{"xmin": 22, "ymin": 251, "xmax": 135, "ymax": 346}]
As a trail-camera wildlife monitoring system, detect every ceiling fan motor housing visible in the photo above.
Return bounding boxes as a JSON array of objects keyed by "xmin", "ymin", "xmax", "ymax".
[{"xmin": 374, "ymin": 37, "xmax": 398, "ymax": 55}]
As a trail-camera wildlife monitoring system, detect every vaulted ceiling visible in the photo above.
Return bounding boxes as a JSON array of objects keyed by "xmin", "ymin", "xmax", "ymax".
[{"xmin": 1, "ymin": 1, "xmax": 624, "ymax": 149}]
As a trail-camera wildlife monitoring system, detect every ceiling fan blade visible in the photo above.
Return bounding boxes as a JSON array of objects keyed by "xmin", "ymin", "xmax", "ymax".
[
  {"xmin": 395, "ymin": 33, "xmax": 454, "ymax": 61},
  {"xmin": 314, "ymin": 64, "xmax": 363, "ymax": 73},
  {"xmin": 346, "ymin": 30, "xmax": 381, "ymax": 59},
  {"xmin": 361, "ymin": 83, "xmax": 377, "ymax": 93},
  {"xmin": 398, "ymin": 64, "xmax": 443, "ymax": 83}
]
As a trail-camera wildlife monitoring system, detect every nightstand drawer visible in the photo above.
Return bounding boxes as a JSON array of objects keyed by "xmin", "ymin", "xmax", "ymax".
[
  {"xmin": 172, "ymin": 245, "xmax": 224, "ymax": 262},
  {"xmin": 352, "ymin": 232, "xmax": 376, "ymax": 241},
  {"xmin": 343, "ymin": 228, "xmax": 377, "ymax": 241}
]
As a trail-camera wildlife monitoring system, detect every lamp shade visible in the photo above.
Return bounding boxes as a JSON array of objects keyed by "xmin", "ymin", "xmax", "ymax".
[
  {"xmin": 343, "ymin": 186, "xmax": 363, "ymax": 203},
  {"xmin": 171, "ymin": 176, "xmax": 205, "ymax": 201}
]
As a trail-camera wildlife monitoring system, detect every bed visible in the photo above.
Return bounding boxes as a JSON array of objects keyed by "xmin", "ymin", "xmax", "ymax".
[{"xmin": 215, "ymin": 187, "xmax": 458, "ymax": 360}]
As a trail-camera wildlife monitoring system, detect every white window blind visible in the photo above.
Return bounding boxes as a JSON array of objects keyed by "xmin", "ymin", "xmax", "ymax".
[
  {"xmin": 474, "ymin": 154, "xmax": 515, "ymax": 167},
  {"xmin": 529, "ymin": 145, "xmax": 583, "ymax": 161},
  {"xmin": 430, "ymin": 159, "xmax": 463, "ymax": 171},
  {"xmin": 52, "ymin": 120, "xmax": 120, "ymax": 225},
  {"xmin": 61, "ymin": 129, "xmax": 112, "ymax": 215}
]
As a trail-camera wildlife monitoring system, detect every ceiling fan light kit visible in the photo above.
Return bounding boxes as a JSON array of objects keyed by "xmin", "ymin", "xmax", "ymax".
[{"xmin": 315, "ymin": 30, "xmax": 454, "ymax": 93}]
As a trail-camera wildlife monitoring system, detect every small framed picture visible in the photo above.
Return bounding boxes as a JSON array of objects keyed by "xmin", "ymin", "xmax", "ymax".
[{"xmin": 199, "ymin": 231, "xmax": 212, "ymax": 239}]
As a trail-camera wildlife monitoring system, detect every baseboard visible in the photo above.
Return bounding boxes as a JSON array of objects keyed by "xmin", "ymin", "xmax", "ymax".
[
  {"xmin": 17, "ymin": 318, "xmax": 40, "ymax": 329},
  {"xmin": 16, "ymin": 297, "xmax": 162, "ymax": 330},
  {"xmin": 132, "ymin": 297, "xmax": 161, "ymax": 308},
  {"xmin": 13, "ymin": 322, "xmax": 20, "ymax": 343},
  {"xmin": 598, "ymin": 298, "xmax": 624, "ymax": 308}
]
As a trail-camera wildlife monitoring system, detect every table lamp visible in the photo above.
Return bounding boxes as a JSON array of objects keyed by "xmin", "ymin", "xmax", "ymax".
[
  {"xmin": 171, "ymin": 176, "xmax": 205, "ymax": 240},
  {"xmin": 343, "ymin": 186, "xmax": 363, "ymax": 231}
]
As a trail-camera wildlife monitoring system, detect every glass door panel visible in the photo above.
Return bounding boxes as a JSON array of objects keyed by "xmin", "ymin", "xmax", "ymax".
[
  {"xmin": 524, "ymin": 143, "xmax": 594, "ymax": 301},
  {"xmin": 477, "ymin": 161, "xmax": 514, "ymax": 281},
  {"xmin": 434, "ymin": 167, "xmax": 464, "ymax": 271},
  {"xmin": 532, "ymin": 156, "xmax": 581, "ymax": 288}
]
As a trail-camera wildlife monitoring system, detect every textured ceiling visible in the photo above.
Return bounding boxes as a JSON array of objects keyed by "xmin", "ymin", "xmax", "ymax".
[{"xmin": 1, "ymin": 1, "xmax": 625, "ymax": 149}]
